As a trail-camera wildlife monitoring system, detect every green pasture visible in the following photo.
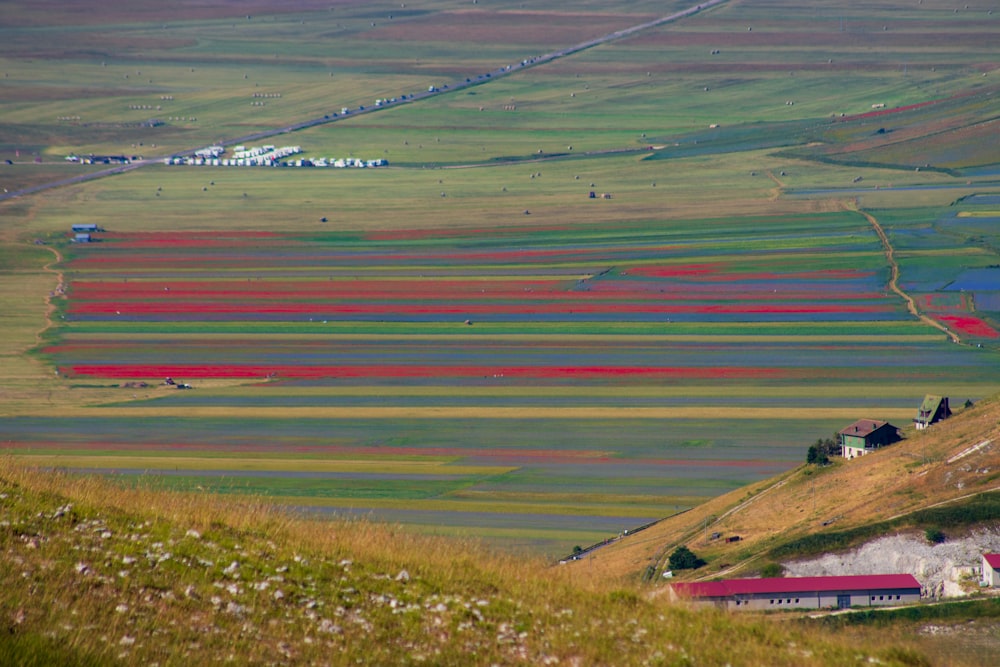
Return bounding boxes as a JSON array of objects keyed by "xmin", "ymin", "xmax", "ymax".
[
  {"xmin": 0, "ymin": 1, "xmax": 679, "ymax": 159},
  {"xmin": 11, "ymin": 154, "xmax": 881, "ymax": 242},
  {"xmin": 0, "ymin": 240, "xmax": 55, "ymax": 352},
  {"xmin": 0, "ymin": 162, "xmax": 112, "ymax": 195},
  {"xmin": 3, "ymin": 0, "xmax": 997, "ymax": 162},
  {"xmin": 12, "ymin": 454, "xmax": 515, "ymax": 477},
  {"xmin": 0, "ymin": 55, "xmax": 427, "ymax": 158},
  {"xmin": 59, "ymin": 320, "xmax": 938, "ymax": 337}
]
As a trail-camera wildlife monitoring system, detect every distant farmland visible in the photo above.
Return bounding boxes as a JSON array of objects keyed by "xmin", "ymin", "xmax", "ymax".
[
  {"xmin": 3, "ymin": 0, "xmax": 1000, "ymax": 556},
  {"xmin": 8, "ymin": 206, "xmax": 992, "ymax": 554}
]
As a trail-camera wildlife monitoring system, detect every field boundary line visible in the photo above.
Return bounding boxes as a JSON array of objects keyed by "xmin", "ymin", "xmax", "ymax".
[
  {"xmin": 33, "ymin": 244, "xmax": 64, "ymax": 351},
  {"xmin": 848, "ymin": 203, "xmax": 960, "ymax": 344},
  {"xmin": 764, "ymin": 169, "xmax": 785, "ymax": 199},
  {"xmin": 18, "ymin": 406, "xmax": 919, "ymax": 420}
]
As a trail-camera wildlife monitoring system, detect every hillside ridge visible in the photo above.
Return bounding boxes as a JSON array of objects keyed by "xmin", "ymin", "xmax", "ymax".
[
  {"xmin": 567, "ymin": 392, "xmax": 1000, "ymax": 584},
  {"xmin": 1, "ymin": 457, "xmax": 923, "ymax": 666}
]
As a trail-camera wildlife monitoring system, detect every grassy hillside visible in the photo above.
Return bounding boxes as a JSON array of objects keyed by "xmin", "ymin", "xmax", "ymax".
[
  {"xmin": 569, "ymin": 393, "xmax": 1000, "ymax": 583},
  {"xmin": 0, "ymin": 458, "xmax": 933, "ymax": 666},
  {"xmin": 1, "ymin": 0, "xmax": 999, "ymax": 555},
  {"xmin": 1, "ymin": 2, "xmax": 999, "ymax": 661}
]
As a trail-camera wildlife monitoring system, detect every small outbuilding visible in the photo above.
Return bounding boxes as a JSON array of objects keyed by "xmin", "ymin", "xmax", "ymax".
[
  {"xmin": 670, "ymin": 574, "xmax": 921, "ymax": 610},
  {"xmin": 983, "ymin": 554, "xmax": 1000, "ymax": 587},
  {"xmin": 840, "ymin": 419, "xmax": 900, "ymax": 459},
  {"xmin": 71, "ymin": 223, "xmax": 100, "ymax": 233},
  {"xmin": 914, "ymin": 395, "xmax": 951, "ymax": 430}
]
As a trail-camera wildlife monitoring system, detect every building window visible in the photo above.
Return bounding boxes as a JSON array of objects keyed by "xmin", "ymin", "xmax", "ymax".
[
  {"xmin": 795, "ymin": 598, "xmax": 800, "ymax": 603},
  {"xmin": 879, "ymin": 595, "xmax": 884, "ymax": 601},
  {"xmin": 770, "ymin": 600, "xmax": 774, "ymax": 605}
]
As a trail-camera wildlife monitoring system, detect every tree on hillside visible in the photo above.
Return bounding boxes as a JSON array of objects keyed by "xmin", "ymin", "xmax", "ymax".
[
  {"xmin": 668, "ymin": 545, "xmax": 705, "ymax": 570},
  {"xmin": 806, "ymin": 444, "xmax": 828, "ymax": 465},
  {"xmin": 807, "ymin": 435, "xmax": 840, "ymax": 464}
]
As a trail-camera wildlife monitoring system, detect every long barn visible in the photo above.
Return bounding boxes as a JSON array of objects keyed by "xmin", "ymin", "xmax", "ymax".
[{"xmin": 670, "ymin": 574, "xmax": 921, "ymax": 611}]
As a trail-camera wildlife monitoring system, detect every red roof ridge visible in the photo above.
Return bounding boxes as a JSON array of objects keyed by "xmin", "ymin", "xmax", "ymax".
[{"xmin": 673, "ymin": 573, "xmax": 920, "ymax": 597}]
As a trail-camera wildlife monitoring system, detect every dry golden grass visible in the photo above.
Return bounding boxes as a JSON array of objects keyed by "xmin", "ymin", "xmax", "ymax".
[
  {"xmin": 0, "ymin": 457, "xmax": 932, "ymax": 666},
  {"xmin": 570, "ymin": 394, "xmax": 1000, "ymax": 585}
]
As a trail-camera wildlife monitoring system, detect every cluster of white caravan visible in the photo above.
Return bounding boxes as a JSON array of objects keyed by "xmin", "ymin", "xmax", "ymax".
[
  {"xmin": 230, "ymin": 144, "xmax": 299, "ymax": 161},
  {"xmin": 309, "ymin": 157, "xmax": 388, "ymax": 168},
  {"xmin": 164, "ymin": 144, "xmax": 386, "ymax": 168},
  {"xmin": 166, "ymin": 144, "xmax": 300, "ymax": 166},
  {"xmin": 193, "ymin": 145, "xmax": 225, "ymax": 159}
]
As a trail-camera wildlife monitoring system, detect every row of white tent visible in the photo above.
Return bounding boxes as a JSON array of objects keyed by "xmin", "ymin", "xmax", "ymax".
[
  {"xmin": 164, "ymin": 155, "xmax": 387, "ymax": 168},
  {"xmin": 172, "ymin": 144, "xmax": 301, "ymax": 166},
  {"xmin": 167, "ymin": 143, "xmax": 388, "ymax": 168},
  {"xmin": 231, "ymin": 144, "xmax": 297, "ymax": 160}
]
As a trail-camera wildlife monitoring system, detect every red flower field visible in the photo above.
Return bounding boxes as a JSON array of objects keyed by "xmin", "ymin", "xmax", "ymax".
[
  {"xmin": 938, "ymin": 315, "xmax": 1000, "ymax": 339},
  {"xmin": 68, "ymin": 364, "xmax": 786, "ymax": 380}
]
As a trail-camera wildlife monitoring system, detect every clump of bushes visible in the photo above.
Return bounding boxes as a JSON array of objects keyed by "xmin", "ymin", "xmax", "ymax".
[
  {"xmin": 807, "ymin": 436, "xmax": 840, "ymax": 465},
  {"xmin": 668, "ymin": 545, "xmax": 706, "ymax": 570}
]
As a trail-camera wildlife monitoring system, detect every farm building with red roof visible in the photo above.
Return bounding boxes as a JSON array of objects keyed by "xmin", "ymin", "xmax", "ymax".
[
  {"xmin": 983, "ymin": 554, "xmax": 1000, "ymax": 587},
  {"xmin": 670, "ymin": 574, "xmax": 921, "ymax": 611}
]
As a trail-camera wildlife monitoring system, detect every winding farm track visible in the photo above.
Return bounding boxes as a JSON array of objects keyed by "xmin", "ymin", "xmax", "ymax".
[
  {"xmin": 34, "ymin": 244, "xmax": 65, "ymax": 348},
  {"xmin": 636, "ymin": 475, "xmax": 795, "ymax": 586},
  {"xmin": 851, "ymin": 204, "xmax": 962, "ymax": 344},
  {"xmin": 0, "ymin": 0, "xmax": 728, "ymax": 203}
]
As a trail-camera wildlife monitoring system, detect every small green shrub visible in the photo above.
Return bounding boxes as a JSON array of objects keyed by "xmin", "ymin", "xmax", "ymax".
[
  {"xmin": 760, "ymin": 562, "xmax": 784, "ymax": 578},
  {"xmin": 925, "ymin": 527, "xmax": 945, "ymax": 544}
]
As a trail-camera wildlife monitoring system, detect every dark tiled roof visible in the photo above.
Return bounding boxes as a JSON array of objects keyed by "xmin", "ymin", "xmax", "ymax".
[{"xmin": 838, "ymin": 419, "xmax": 887, "ymax": 438}]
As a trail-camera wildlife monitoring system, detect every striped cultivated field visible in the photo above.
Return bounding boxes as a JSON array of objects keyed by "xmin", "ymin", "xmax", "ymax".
[
  {"xmin": 5, "ymin": 209, "xmax": 992, "ymax": 554},
  {"xmin": 4, "ymin": 0, "xmax": 1000, "ymax": 556}
]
